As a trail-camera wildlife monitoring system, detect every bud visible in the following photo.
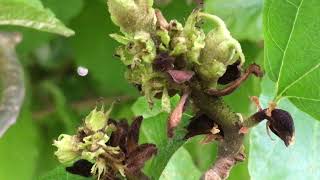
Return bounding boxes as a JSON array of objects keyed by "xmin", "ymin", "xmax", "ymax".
[
  {"xmin": 196, "ymin": 12, "xmax": 245, "ymax": 89},
  {"xmin": 107, "ymin": 0, "xmax": 156, "ymax": 34},
  {"xmin": 85, "ymin": 104, "xmax": 113, "ymax": 132},
  {"xmin": 53, "ymin": 134, "xmax": 80, "ymax": 165}
]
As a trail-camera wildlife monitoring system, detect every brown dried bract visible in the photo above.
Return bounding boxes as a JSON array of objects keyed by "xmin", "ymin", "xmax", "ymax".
[{"xmin": 167, "ymin": 89, "xmax": 191, "ymax": 137}]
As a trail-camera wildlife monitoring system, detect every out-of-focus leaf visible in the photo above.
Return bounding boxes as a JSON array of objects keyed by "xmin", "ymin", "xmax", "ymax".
[
  {"xmin": 224, "ymin": 41, "xmax": 263, "ymax": 115},
  {"xmin": 0, "ymin": 0, "xmax": 74, "ymax": 36},
  {"xmin": 264, "ymin": 0, "xmax": 320, "ymax": 120},
  {"xmin": 159, "ymin": 147, "xmax": 202, "ymax": 180},
  {"xmin": 41, "ymin": 0, "xmax": 84, "ymax": 23},
  {"xmin": 139, "ymin": 112, "xmax": 187, "ymax": 179},
  {"xmin": 0, "ymin": 106, "xmax": 40, "ymax": 180},
  {"xmin": 204, "ymin": 0, "xmax": 263, "ymax": 41},
  {"xmin": 249, "ymin": 87, "xmax": 320, "ymax": 179},
  {"xmin": 39, "ymin": 166, "xmax": 93, "ymax": 180},
  {"xmin": 183, "ymin": 135, "xmax": 217, "ymax": 171},
  {"xmin": 69, "ymin": 0, "xmax": 137, "ymax": 96},
  {"xmin": 134, "ymin": 95, "xmax": 192, "ymax": 179},
  {"xmin": 0, "ymin": 0, "xmax": 84, "ymax": 55}
]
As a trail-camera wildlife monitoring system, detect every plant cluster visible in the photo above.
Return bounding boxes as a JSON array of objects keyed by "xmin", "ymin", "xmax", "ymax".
[{"xmin": 53, "ymin": 0, "xmax": 296, "ymax": 179}]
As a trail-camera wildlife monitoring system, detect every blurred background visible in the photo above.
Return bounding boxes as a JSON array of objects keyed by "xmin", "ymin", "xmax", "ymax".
[{"xmin": 0, "ymin": 0, "xmax": 264, "ymax": 179}]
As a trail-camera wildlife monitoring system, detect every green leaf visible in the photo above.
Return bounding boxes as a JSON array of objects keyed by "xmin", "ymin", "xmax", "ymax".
[
  {"xmin": 264, "ymin": 0, "xmax": 320, "ymax": 120},
  {"xmin": 134, "ymin": 96, "xmax": 191, "ymax": 179},
  {"xmin": 138, "ymin": 112, "xmax": 186, "ymax": 179},
  {"xmin": 204, "ymin": 0, "xmax": 263, "ymax": 41},
  {"xmin": 69, "ymin": 0, "xmax": 137, "ymax": 96},
  {"xmin": 0, "ymin": 0, "xmax": 74, "ymax": 36},
  {"xmin": 249, "ymin": 97, "xmax": 320, "ymax": 179},
  {"xmin": 41, "ymin": 0, "xmax": 84, "ymax": 23},
  {"xmin": 159, "ymin": 147, "xmax": 202, "ymax": 180},
  {"xmin": 0, "ymin": 107, "xmax": 41, "ymax": 180},
  {"xmin": 39, "ymin": 166, "xmax": 93, "ymax": 180}
]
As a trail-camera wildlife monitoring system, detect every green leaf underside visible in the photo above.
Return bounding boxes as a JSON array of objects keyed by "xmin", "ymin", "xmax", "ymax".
[
  {"xmin": 159, "ymin": 147, "xmax": 202, "ymax": 180},
  {"xmin": 39, "ymin": 166, "xmax": 93, "ymax": 180},
  {"xmin": 249, "ymin": 97, "xmax": 320, "ymax": 179},
  {"xmin": 0, "ymin": 1, "xmax": 74, "ymax": 36},
  {"xmin": 0, "ymin": 108, "xmax": 40, "ymax": 180},
  {"xmin": 264, "ymin": 0, "xmax": 320, "ymax": 120},
  {"xmin": 204, "ymin": 0, "xmax": 263, "ymax": 41},
  {"xmin": 133, "ymin": 96, "xmax": 195, "ymax": 179}
]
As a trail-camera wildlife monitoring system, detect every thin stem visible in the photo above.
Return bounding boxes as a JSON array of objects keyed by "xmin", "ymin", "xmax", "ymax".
[{"xmin": 206, "ymin": 64, "xmax": 263, "ymax": 96}]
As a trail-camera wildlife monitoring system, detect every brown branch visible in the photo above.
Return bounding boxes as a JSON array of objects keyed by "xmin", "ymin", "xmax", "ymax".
[
  {"xmin": 191, "ymin": 81, "xmax": 264, "ymax": 180},
  {"xmin": 206, "ymin": 64, "xmax": 263, "ymax": 97}
]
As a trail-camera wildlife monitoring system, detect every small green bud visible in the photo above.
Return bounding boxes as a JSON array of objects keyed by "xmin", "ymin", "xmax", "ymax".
[
  {"xmin": 184, "ymin": 11, "xmax": 206, "ymax": 64},
  {"xmin": 134, "ymin": 31, "xmax": 156, "ymax": 63},
  {"xmin": 156, "ymin": 29, "xmax": 170, "ymax": 48},
  {"xmin": 196, "ymin": 12, "xmax": 245, "ymax": 89},
  {"xmin": 170, "ymin": 36, "xmax": 187, "ymax": 56},
  {"xmin": 107, "ymin": 0, "xmax": 156, "ymax": 34},
  {"xmin": 85, "ymin": 104, "xmax": 114, "ymax": 132},
  {"xmin": 53, "ymin": 134, "xmax": 80, "ymax": 165},
  {"xmin": 161, "ymin": 87, "xmax": 171, "ymax": 112},
  {"xmin": 85, "ymin": 108, "xmax": 107, "ymax": 132}
]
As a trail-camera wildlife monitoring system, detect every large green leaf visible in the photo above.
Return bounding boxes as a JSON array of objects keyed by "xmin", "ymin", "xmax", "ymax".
[
  {"xmin": 133, "ymin": 96, "xmax": 193, "ymax": 179},
  {"xmin": 39, "ymin": 166, "xmax": 93, "ymax": 180},
  {"xmin": 0, "ymin": 107, "xmax": 41, "ymax": 180},
  {"xmin": 249, "ymin": 96, "xmax": 320, "ymax": 179},
  {"xmin": 159, "ymin": 147, "xmax": 202, "ymax": 180},
  {"xmin": 0, "ymin": 0, "xmax": 74, "ymax": 36},
  {"xmin": 204, "ymin": 0, "xmax": 263, "ymax": 41},
  {"xmin": 264, "ymin": 0, "xmax": 320, "ymax": 120}
]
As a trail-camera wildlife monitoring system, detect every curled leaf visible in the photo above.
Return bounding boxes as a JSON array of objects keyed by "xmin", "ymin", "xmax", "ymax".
[{"xmin": 167, "ymin": 89, "xmax": 190, "ymax": 137}]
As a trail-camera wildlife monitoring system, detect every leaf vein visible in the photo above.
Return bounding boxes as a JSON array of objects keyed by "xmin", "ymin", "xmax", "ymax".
[
  {"xmin": 276, "ymin": 0, "xmax": 304, "ymax": 98},
  {"xmin": 278, "ymin": 63, "xmax": 319, "ymax": 98}
]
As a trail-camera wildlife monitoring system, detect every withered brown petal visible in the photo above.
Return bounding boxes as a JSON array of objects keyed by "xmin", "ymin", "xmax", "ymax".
[
  {"xmin": 152, "ymin": 52, "xmax": 175, "ymax": 72},
  {"xmin": 218, "ymin": 61, "xmax": 241, "ymax": 85},
  {"xmin": 167, "ymin": 90, "xmax": 190, "ymax": 137},
  {"xmin": 267, "ymin": 109, "xmax": 295, "ymax": 147},
  {"xmin": 66, "ymin": 159, "xmax": 93, "ymax": 177},
  {"xmin": 108, "ymin": 120, "xmax": 129, "ymax": 151},
  {"xmin": 185, "ymin": 114, "xmax": 215, "ymax": 139},
  {"xmin": 127, "ymin": 116, "xmax": 143, "ymax": 154},
  {"xmin": 126, "ymin": 144, "xmax": 157, "ymax": 174},
  {"xmin": 167, "ymin": 70, "xmax": 194, "ymax": 84}
]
